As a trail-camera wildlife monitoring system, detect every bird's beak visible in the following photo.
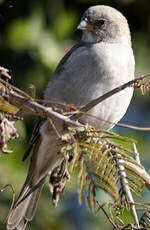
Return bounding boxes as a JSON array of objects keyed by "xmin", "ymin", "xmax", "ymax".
[{"xmin": 77, "ymin": 20, "xmax": 93, "ymax": 31}]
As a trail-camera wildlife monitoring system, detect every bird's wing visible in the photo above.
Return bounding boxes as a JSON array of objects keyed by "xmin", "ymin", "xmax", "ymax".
[
  {"xmin": 44, "ymin": 40, "xmax": 98, "ymax": 106},
  {"xmin": 22, "ymin": 118, "xmax": 45, "ymax": 161},
  {"xmin": 22, "ymin": 41, "xmax": 87, "ymax": 162},
  {"xmin": 54, "ymin": 41, "xmax": 86, "ymax": 76}
]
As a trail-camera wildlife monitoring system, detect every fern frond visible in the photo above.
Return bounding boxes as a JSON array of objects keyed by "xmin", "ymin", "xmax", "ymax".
[
  {"xmin": 68, "ymin": 126, "xmax": 146, "ymax": 226},
  {"xmin": 87, "ymin": 181, "xmax": 93, "ymax": 212},
  {"xmin": 78, "ymin": 159, "xmax": 88, "ymax": 204},
  {"xmin": 70, "ymin": 141, "xmax": 79, "ymax": 172}
]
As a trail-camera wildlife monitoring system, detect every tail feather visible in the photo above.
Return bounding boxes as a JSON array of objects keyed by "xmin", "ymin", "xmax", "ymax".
[
  {"xmin": 25, "ymin": 183, "xmax": 44, "ymax": 221},
  {"xmin": 16, "ymin": 219, "xmax": 27, "ymax": 230},
  {"xmin": 7, "ymin": 121, "xmax": 60, "ymax": 230},
  {"xmin": 7, "ymin": 181, "xmax": 45, "ymax": 230}
]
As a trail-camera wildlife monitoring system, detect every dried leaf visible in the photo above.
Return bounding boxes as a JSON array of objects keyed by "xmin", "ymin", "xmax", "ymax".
[
  {"xmin": 0, "ymin": 114, "xmax": 19, "ymax": 153},
  {"xmin": 140, "ymin": 84, "xmax": 146, "ymax": 96},
  {"xmin": 49, "ymin": 156, "xmax": 70, "ymax": 206},
  {"xmin": 87, "ymin": 181, "xmax": 93, "ymax": 212},
  {"xmin": 70, "ymin": 142, "xmax": 79, "ymax": 172},
  {"xmin": 78, "ymin": 159, "xmax": 87, "ymax": 204},
  {"xmin": 0, "ymin": 99, "xmax": 18, "ymax": 114}
]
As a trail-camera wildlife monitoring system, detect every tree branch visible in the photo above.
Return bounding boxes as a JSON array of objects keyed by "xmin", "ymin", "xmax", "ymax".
[
  {"xmin": 9, "ymin": 91, "xmax": 83, "ymax": 128},
  {"xmin": 71, "ymin": 75, "xmax": 150, "ymax": 121},
  {"xmin": 1, "ymin": 67, "xmax": 150, "ymax": 208}
]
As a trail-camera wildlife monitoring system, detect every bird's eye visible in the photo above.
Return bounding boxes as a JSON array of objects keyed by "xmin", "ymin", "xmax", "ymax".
[{"xmin": 94, "ymin": 19, "xmax": 105, "ymax": 27}]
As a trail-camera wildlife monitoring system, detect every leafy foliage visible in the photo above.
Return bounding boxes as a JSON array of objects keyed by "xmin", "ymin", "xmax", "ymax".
[{"xmin": 66, "ymin": 127, "xmax": 150, "ymax": 229}]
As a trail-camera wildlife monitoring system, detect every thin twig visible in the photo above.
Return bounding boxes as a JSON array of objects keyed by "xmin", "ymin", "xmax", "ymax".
[
  {"xmin": 132, "ymin": 143, "xmax": 141, "ymax": 165},
  {"xmin": 79, "ymin": 112, "xmax": 150, "ymax": 131},
  {"xmin": 48, "ymin": 118, "xmax": 61, "ymax": 138},
  {"xmin": 9, "ymin": 91, "xmax": 83, "ymax": 128},
  {"xmin": 0, "ymin": 184, "xmax": 15, "ymax": 225},
  {"xmin": 96, "ymin": 201, "xmax": 117, "ymax": 228},
  {"xmin": 71, "ymin": 75, "xmax": 150, "ymax": 121}
]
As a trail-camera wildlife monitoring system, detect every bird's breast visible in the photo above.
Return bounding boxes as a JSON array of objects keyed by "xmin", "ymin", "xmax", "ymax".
[{"xmin": 45, "ymin": 42, "xmax": 134, "ymax": 130}]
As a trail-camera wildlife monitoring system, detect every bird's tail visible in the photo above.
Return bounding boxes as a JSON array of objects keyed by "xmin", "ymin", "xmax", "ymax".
[{"xmin": 7, "ymin": 179, "xmax": 45, "ymax": 230}]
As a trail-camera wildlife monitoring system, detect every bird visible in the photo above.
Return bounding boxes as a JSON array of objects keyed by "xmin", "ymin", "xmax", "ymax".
[{"xmin": 7, "ymin": 5, "xmax": 135, "ymax": 230}]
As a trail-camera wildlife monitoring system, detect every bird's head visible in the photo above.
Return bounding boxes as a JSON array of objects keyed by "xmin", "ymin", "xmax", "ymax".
[{"xmin": 77, "ymin": 5, "xmax": 131, "ymax": 45}]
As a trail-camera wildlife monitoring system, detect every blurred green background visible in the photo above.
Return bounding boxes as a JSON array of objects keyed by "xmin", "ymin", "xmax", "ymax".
[{"xmin": 0, "ymin": 0, "xmax": 150, "ymax": 229}]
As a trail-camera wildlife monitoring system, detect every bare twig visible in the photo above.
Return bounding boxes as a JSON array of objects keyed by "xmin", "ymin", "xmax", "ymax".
[
  {"xmin": 71, "ymin": 75, "xmax": 150, "ymax": 121},
  {"xmin": 77, "ymin": 112, "xmax": 150, "ymax": 131},
  {"xmin": 0, "ymin": 184, "xmax": 15, "ymax": 225},
  {"xmin": 9, "ymin": 91, "xmax": 83, "ymax": 128},
  {"xmin": 48, "ymin": 118, "xmax": 61, "ymax": 138},
  {"xmin": 132, "ymin": 143, "xmax": 141, "ymax": 165},
  {"xmin": 97, "ymin": 201, "xmax": 117, "ymax": 228}
]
